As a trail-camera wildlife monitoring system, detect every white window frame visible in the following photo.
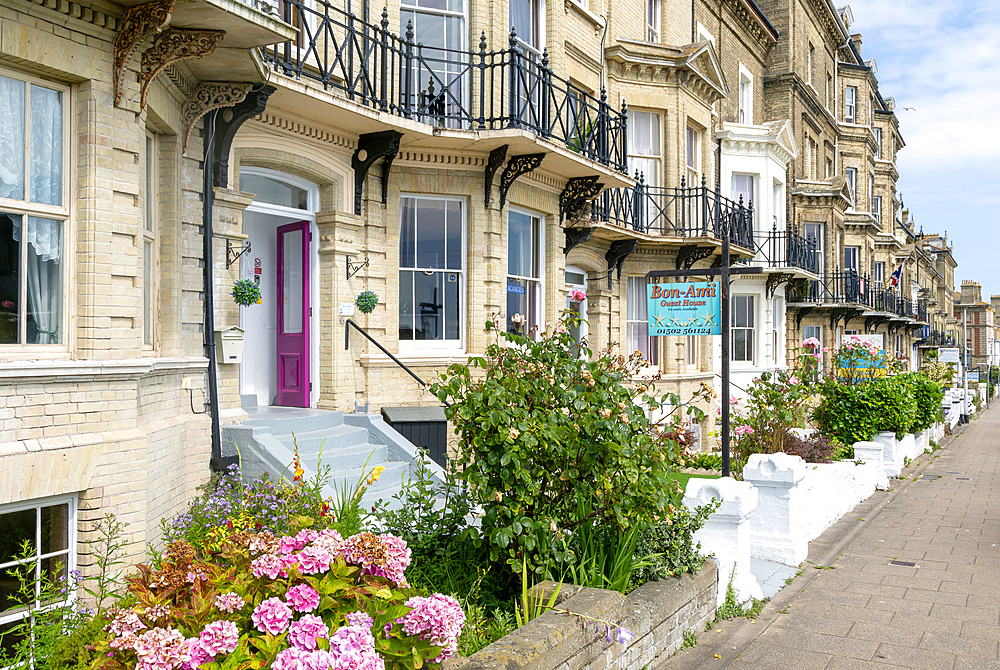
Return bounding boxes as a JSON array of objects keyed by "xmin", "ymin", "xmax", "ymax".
[
  {"xmin": 868, "ymin": 173, "xmax": 875, "ymax": 214},
  {"xmin": 826, "ymin": 73, "xmax": 832, "ymax": 110},
  {"xmin": 807, "ymin": 43, "xmax": 814, "ymax": 85},
  {"xmin": 627, "ymin": 110, "xmax": 661, "ymax": 187},
  {"xmin": 873, "ymin": 261, "xmax": 885, "ymax": 285},
  {"xmin": 873, "ymin": 195, "xmax": 882, "ymax": 224},
  {"xmin": 646, "ymin": 0, "xmax": 660, "ymax": 42},
  {"xmin": 686, "ymin": 124, "xmax": 701, "ymax": 186},
  {"xmin": 506, "ymin": 207, "xmax": 545, "ymax": 336},
  {"xmin": 509, "ymin": 0, "xmax": 545, "ymax": 53},
  {"xmin": 844, "ymin": 85, "xmax": 857, "ymax": 123},
  {"xmin": 0, "ymin": 494, "xmax": 78, "ymax": 642},
  {"xmin": 732, "ymin": 294, "xmax": 755, "ymax": 364},
  {"xmin": 845, "ymin": 167, "xmax": 857, "ymax": 207},
  {"xmin": 0, "ymin": 68, "xmax": 72, "ymax": 351},
  {"xmin": 845, "ymin": 245, "xmax": 860, "ymax": 272},
  {"xmin": 737, "ymin": 64, "xmax": 753, "ymax": 124},
  {"xmin": 626, "ymin": 276, "xmax": 658, "ymax": 367},
  {"xmin": 772, "ymin": 296, "xmax": 783, "ymax": 364},
  {"xmin": 731, "ymin": 173, "xmax": 756, "ymax": 209},
  {"xmin": 398, "ymin": 195, "xmax": 467, "ymax": 351},
  {"xmin": 141, "ymin": 131, "xmax": 158, "ymax": 350},
  {"xmin": 686, "ymin": 334, "xmax": 698, "ymax": 368},
  {"xmin": 803, "ymin": 325, "xmax": 822, "ymax": 360},
  {"xmin": 565, "ymin": 265, "xmax": 588, "ymax": 345},
  {"xmin": 873, "ymin": 127, "xmax": 882, "ymax": 159}
]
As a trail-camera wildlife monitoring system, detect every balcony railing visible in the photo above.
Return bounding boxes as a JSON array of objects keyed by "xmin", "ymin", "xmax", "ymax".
[
  {"xmin": 747, "ymin": 224, "xmax": 818, "ymax": 273},
  {"xmin": 917, "ymin": 329, "xmax": 956, "ymax": 346},
  {"xmin": 788, "ymin": 273, "xmax": 926, "ymax": 321},
  {"xmin": 261, "ymin": 1, "xmax": 628, "ymax": 173},
  {"xmin": 591, "ymin": 177, "xmax": 754, "ymax": 247}
]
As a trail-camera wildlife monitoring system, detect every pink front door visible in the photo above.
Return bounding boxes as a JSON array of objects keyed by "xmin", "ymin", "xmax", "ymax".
[{"xmin": 276, "ymin": 221, "xmax": 310, "ymax": 407}]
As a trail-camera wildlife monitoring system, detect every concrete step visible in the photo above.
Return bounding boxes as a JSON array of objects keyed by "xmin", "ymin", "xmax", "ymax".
[
  {"xmin": 242, "ymin": 408, "xmax": 345, "ymax": 434},
  {"xmin": 280, "ymin": 425, "xmax": 372, "ymax": 455},
  {"xmin": 297, "ymin": 442, "xmax": 388, "ymax": 473},
  {"xmin": 324, "ymin": 460, "xmax": 410, "ymax": 498}
]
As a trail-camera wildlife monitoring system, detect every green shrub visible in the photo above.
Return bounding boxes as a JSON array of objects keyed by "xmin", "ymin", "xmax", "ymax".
[
  {"xmin": 432, "ymin": 314, "xmax": 708, "ymax": 575},
  {"xmin": 905, "ymin": 373, "xmax": 945, "ymax": 432},
  {"xmin": 815, "ymin": 375, "xmax": 920, "ymax": 443},
  {"xmin": 628, "ymin": 496, "xmax": 720, "ymax": 590},
  {"xmin": 871, "ymin": 376, "xmax": 918, "ymax": 439}
]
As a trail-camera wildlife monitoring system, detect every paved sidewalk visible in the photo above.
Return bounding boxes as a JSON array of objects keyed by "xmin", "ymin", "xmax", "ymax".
[{"xmin": 662, "ymin": 406, "xmax": 1000, "ymax": 670}]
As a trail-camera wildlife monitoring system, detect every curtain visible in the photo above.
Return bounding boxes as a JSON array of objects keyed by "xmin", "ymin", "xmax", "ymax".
[
  {"xmin": 30, "ymin": 85, "xmax": 62, "ymax": 206},
  {"xmin": 24, "ymin": 217, "xmax": 62, "ymax": 344},
  {"xmin": 0, "ymin": 76, "xmax": 25, "ymax": 200}
]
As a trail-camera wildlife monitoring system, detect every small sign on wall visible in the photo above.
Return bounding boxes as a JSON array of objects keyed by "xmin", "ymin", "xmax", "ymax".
[
  {"xmin": 939, "ymin": 348, "xmax": 960, "ymax": 363},
  {"xmin": 339, "ymin": 302, "xmax": 355, "ymax": 316}
]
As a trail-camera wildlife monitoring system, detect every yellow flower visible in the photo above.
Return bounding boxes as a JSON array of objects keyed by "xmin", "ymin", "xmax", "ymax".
[{"xmin": 364, "ymin": 465, "xmax": 386, "ymax": 487}]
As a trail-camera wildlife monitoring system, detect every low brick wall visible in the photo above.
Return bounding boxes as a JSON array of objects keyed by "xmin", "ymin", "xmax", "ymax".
[{"xmin": 448, "ymin": 561, "xmax": 717, "ymax": 670}]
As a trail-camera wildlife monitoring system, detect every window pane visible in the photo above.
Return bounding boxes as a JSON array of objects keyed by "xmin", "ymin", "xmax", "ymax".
[
  {"xmin": 414, "ymin": 271, "xmax": 446, "ymax": 340},
  {"xmin": 399, "ymin": 270, "xmax": 414, "ymax": 340},
  {"xmin": 281, "ymin": 228, "xmax": 303, "ymax": 335},
  {"xmin": 444, "ymin": 271, "xmax": 459, "ymax": 339},
  {"xmin": 145, "ymin": 135, "xmax": 154, "ymax": 232},
  {"xmin": 0, "ymin": 76, "xmax": 25, "ymax": 201},
  {"xmin": 416, "ymin": 199, "xmax": 446, "ymax": 269},
  {"xmin": 0, "ymin": 508, "xmax": 35, "ymax": 565},
  {"xmin": 508, "ymin": 210, "xmax": 534, "ymax": 277},
  {"xmin": 29, "ymin": 85, "xmax": 62, "ymax": 207},
  {"xmin": 0, "ymin": 619, "xmax": 26, "ymax": 658},
  {"xmin": 40, "ymin": 504, "xmax": 68, "ymax": 555},
  {"xmin": 143, "ymin": 241, "xmax": 152, "ymax": 346},
  {"xmin": 25, "ymin": 217, "xmax": 62, "ymax": 344},
  {"xmin": 446, "ymin": 200, "xmax": 462, "ymax": 270},
  {"xmin": 400, "ymin": 199, "xmax": 416, "ymax": 269},
  {"xmin": 1, "ymin": 564, "xmax": 31, "ymax": 615},
  {"xmin": 0, "ymin": 213, "xmax": 22, "ymax": 344},
  {"xmin": 239, "ymin": 173, "xmax": 308, "ymax": 210}
]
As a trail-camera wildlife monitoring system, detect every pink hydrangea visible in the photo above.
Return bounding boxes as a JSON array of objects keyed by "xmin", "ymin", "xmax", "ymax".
[
  {"xmin": 109, "ymin": 632, "xmax": 138, "ymax": 651},
  {"xmin": 286, "ymin": 583, "xmax": 321, "ymax": 613},
  {"xmin": 733, "ymin": 425, "xmax": 755, "ymax": 437},
  {"xmin": 199, "ymin": 620, "xmax": 239, "ymax": 656},
  {"xmin": 788, "ymin": 376, "xmax": 800, "ymax": 385},
  {"xmin": 251, "ymin": 597, "xmax": 293, "ymax": 635},
  {"xmin": 401, "ymin": 594, "xmax": 465, "ymax": 663},
  {"xmin": 272, "ymin": 647, "xmax": 310, "ymax": 670},
  {"xmin": 279, "ymin": 529, "xmax": 319, "ymax": 555},
  {"xmin": 312, "ymin": 528, "xmax": 345, "ymax": 556},
  {"xmin": 346, "ymin": 611, "xmax": 374, "ymax": 629},
  {"xmin": 181, "ymin": 638, "xmax": 214, "ymax": 670},
  {"xmin": 133, "ymin": 626, "xmax": 191, "ymax": 670},
  {"xmin": 326, "ymin": 624, "xmax": 385, "ymax": 670},
  {"xmin": 340, "ymin": 534, "xmax": 411, "ymax": 587},
  {"xmin": 287, "ymin": 614, "xmax": 329, "ymax": 650},
  {"xmin": 251, "ymin": 553, "xmax": 285, "ymax": 580},
  {"xmin": 296, "ymin": 545, "xmax": 333, "ymax": 575},
  {"xmin": 108, "ymin": 609, "xmax": 146, "ymax": 637},
  {"xmin": 215, "ymin": 592, "xmax": 246, "ymax": 614}
]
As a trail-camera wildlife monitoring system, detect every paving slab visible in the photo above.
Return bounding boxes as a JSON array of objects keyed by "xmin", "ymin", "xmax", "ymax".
[{"xmin": 658, "ymin": 406, "xmax": 1000, "ymax": 670}]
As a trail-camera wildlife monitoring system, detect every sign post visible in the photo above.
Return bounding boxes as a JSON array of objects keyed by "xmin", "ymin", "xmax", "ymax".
[{"xmin": 646, "ymin": 233, "xmax": 762, "ymax": 477}]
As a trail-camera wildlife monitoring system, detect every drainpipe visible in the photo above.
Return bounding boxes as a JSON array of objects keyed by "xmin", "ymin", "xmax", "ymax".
[{"xmin": 202, "ymin": 109, "xmax": 223, "ymax": 468}]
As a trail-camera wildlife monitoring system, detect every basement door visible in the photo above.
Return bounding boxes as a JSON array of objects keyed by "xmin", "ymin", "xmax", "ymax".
[{"xmin": 275, "ymin": 220, "xmax": 310, "ymax": 407}]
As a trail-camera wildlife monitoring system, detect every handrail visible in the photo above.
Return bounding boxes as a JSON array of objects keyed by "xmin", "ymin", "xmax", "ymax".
[{"xmin": 344, "ymin": 318, "xmax": 450, "ymax": 407}]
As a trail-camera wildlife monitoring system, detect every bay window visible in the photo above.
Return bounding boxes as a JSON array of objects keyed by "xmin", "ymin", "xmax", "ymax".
[
  {"xmin": 626, "ymin": 276, "xmax": 658, "ymax": 365},
  {"xmin": 627, "ymin": 110, "xmax": 661, "ymax": 187},
  {"xmin": 399, "ymin": 196, "xmax": 464, "ymax": 345},
  {"xmin": 0, "ymin": 71, "xmax": 68, "ymax": 346},
  {"xmin": 507, "ymin": 209, "xmax": 543, "ymax": 334},
  {"xmin": 732, "ymin": 294, "xmax": 754, "ymax": 363}
]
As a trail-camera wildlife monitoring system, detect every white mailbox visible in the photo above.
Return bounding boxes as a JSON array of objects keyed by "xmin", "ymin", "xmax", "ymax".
[{"xmin": 215, "ymin": 327, "xmax": 245, "ymax": 364}]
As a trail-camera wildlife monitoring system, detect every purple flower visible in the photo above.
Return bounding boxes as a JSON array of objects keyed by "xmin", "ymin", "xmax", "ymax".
[
  {"xmin": 616, "ymin": 627, "xmax": 635, "ymax": 644},
  {"xmin": 346, "ymin": 611, "xmax": 374, "ymax": 630}
]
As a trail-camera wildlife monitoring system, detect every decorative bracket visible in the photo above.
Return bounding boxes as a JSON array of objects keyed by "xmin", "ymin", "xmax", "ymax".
[
  {"xmin": 829, "ymin": 307, "xmax": 859, "ymax": 331},
  {"xmin": 484, "ymin": 145, "xmax": 508, "ymax": 208},
  {"xmin": 795, "ymin": 305, "xmax": 814, "ymax": 329},
  {"xmin": 181, "ymin": 82, "xmax": 252, "ymax": 155},
  {"xmin": 865, "ymin": 314, "xmax": 890, "ymax": 333},
  {"xmin": 352, "ymin": 130, "xmax": 403, "ymax": 215},
  {"xmin": 114, "ymin": 0, "xmax": 176, "ymax": 107},
  {"xmin": 559, "ymin": 176, "xmax": 604, "ymax": 222},
  {"xmin": 564, "ymin": 226, "xmax": 595, "ymax": 255},
  {"xmin": 675, "ymin": 245, "xmax": 715, "ymax": 271},
  {"xmin": 212, "ymin": 85, "xmax": 277, "ymax": 188},
  {"xmin": 226, "ymin": 239, "xmax": 251, "ymax": 269},
  {"xmin": 498, "ymin": 153, "xmax": 545, "ymax": 209},
  {"xmin": 765, "ymin": 272, "xmax": 796, "ymax": 299},
  {"xmin": 140, "ymin": 28, "xmax": 225, "ymax": 110},
  {"xmin": 347, "ymin": 255, "xmax": 369, "ymax": 280},
  {"xmin": 605, "ymin": 239, "xmax": 638, "ymax": 287}
]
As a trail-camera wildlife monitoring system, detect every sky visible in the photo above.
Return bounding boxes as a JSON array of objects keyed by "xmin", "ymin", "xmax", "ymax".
[{"xmin": 848, "ymin": 0, "xmax": 1000, "ymax": 300}]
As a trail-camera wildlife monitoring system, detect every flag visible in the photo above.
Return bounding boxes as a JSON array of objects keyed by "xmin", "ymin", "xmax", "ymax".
[{"xmin": 888, "ymin": 256, "xmax": 908, "ymax": 288}]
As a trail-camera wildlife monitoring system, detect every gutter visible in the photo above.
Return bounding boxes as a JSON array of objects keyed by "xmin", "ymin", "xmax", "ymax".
[{"xmin": 202, "ymin": 109, "xmax": 224, "ymax": 470}]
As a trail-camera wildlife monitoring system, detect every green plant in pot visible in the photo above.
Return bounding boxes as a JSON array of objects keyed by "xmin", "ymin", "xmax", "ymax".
[
  {"xmin": 232, "ymin": 278, "xmax": 261, "ymax": 306},
  {"xmin": 356, "ymin": 290, "xmax": 378, "ymax": 314}
]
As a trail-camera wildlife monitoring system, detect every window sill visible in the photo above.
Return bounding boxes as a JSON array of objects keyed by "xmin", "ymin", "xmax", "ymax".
[
  {"xmin": 361, "ymin": 352, "xmax": 471, "ymax": 368},
  {"xmin": 564, "ymin": 0, "xmax": 605, "ymax": 30},
  {"xmin": 0, "ymin": 356, "xmax": 208, "ymax": 379}
]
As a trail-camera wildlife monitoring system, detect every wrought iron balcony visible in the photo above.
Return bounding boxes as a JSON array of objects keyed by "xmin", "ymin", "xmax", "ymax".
[
  {"xmin": 746, "ymin": 224, "xmax": 818, "ymax": 274},
  {"xmin": 260, "ymin": 1, "xmax": 628, "ymax": 173},
  {"xmin": 917, "ymin": 329, "xmax": 956, "ymax": 347},
  {"xmin": 589, "ymin": 177, "xmax": 754, "ymax": 248}
]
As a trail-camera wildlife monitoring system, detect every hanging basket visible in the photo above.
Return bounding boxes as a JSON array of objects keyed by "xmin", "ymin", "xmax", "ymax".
[
  {"xmin": 232, "ymin": 279, "xmax": 261, "ymax": 307},
  {"xmin": 356, "ymin": 290, "xmax": 379, "ymax": 315}
]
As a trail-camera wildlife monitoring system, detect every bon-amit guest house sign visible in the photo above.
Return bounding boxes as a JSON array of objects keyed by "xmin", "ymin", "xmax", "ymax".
[{"xmin": 647, "ymin": 282, "xmax": 721, "ymax": 335}]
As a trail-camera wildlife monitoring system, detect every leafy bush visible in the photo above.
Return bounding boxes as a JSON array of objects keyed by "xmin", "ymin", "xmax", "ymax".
[
  {"xmin": 685, "ymin": 452, "xmax": 722, "ymax": 471},
  {"xmin": 815, "ymin": 375, "xmax": 919, "ymax": 443},
  {"xmin": 780, "ymin": 430, "xmax": 836, "ymax": 464},
  {"xmin": 89, "ymin": 531, "xmax": 465, "ymax": 670},
  {"xmin": 628, "ymin": 496, "xmax": 720, "ymax": 590},
  {"xmin": 432, "ymin": 314, "xmax": 708, "ymax": 575},
  {"xmin": 904, "ymin": 373, "xmax": 945, "ymax": 432}
]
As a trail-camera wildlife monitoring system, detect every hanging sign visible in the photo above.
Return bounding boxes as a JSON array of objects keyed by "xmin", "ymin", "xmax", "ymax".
[
  {"xmin": 939, "ymin": 348, "xmax": 960, "ymax": 363},
  {"xmin": 647, "ymin": 282, "xmax": 721, "ymax": 336}
]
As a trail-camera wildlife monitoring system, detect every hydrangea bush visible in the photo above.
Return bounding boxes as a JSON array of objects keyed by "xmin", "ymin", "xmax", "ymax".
[{"xmin": 90, "ymin": 530, "xmax": 464, "ymax": 670}]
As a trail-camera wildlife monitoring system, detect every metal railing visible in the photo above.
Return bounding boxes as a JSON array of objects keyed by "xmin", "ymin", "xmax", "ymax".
[
  {"xmin": 788, "ymin": 273, "xmax": 926, "ymax": 321},
  {"xmin": 592, "ymin": 177, "xmax": 754, "ymax": 247},
  {"xmin": 918, "ymin": 330, "xmax": 956, "ymax": 346},
  {"xmin": 261, "ymin": 1, "xmax": 628, "ymax": 173},
  {"xmin": 747, "ymin": 224, "xmax": 818, "ymax": 273},
  {"xmin": 344, "ymin": 319, "xmax": 449, "ymax": 407}
]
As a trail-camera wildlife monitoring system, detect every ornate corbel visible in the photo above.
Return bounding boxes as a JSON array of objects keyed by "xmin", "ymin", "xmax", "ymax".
[
  {"xmin": 140, "ymin": 28, "xmax": 226, "ymax": 110},
  {"xmin": 484, "ymin": 145, "xmax": 508, "ymax": 208},
  {"xmin": 212, "ymin": 85, "xmax": 277, "ymax": 188},
  {"xmin": 563, "ymin": 226, "xmax": 595, "ymax": 255},
  {"xmin": 114, "ymin": 0, "xmax": 176, "ymax": 107},
  {"xmin": 865, "ymin": 314, "xmax": 889, "ymax": 333},
  {"xmin": 498, "ymin": 153, "xmax": 545, "ymax": 209},
  {"xmin": 351, "ymin": 130, "xmax": 403, "ymax": 215},
  {"xmin": 559, "ymin": 176, "xmax": 604, "ymax": 222},
  {"xmin": 605, "ymin": 239, "xmax": 638, "ymax": 287},
  {"xmin": 830, "ymin": 307, "xmax": 855, "ymax": 331},
  {"xmin": 794, "ymin": 305, "xmax": 814, "ymax": 329},
  {"xmin": 675, "ymin": 244, "xmax": 715, "ymax": 271},
  {"xmin": 765, "ymin": 272, "xmax": 796, "ymax": 299},
  {"xmin": 181, "ymin": 82, "xmax": 253, "ymax": 155}
]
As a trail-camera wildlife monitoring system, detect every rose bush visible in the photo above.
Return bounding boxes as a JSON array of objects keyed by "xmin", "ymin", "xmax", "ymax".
[{"xmin": 90, "ymin": 529, "xmax": 464, "ymax": 670}]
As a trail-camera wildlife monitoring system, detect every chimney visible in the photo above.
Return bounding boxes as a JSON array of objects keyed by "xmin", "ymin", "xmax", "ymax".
[
  {"xmin": 851, "ymin": 33, "xmax": 863, "ymax": 50},
  {"xmin": 960, "ymin": 280, "xmax": 982, "ymax": 305}
]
